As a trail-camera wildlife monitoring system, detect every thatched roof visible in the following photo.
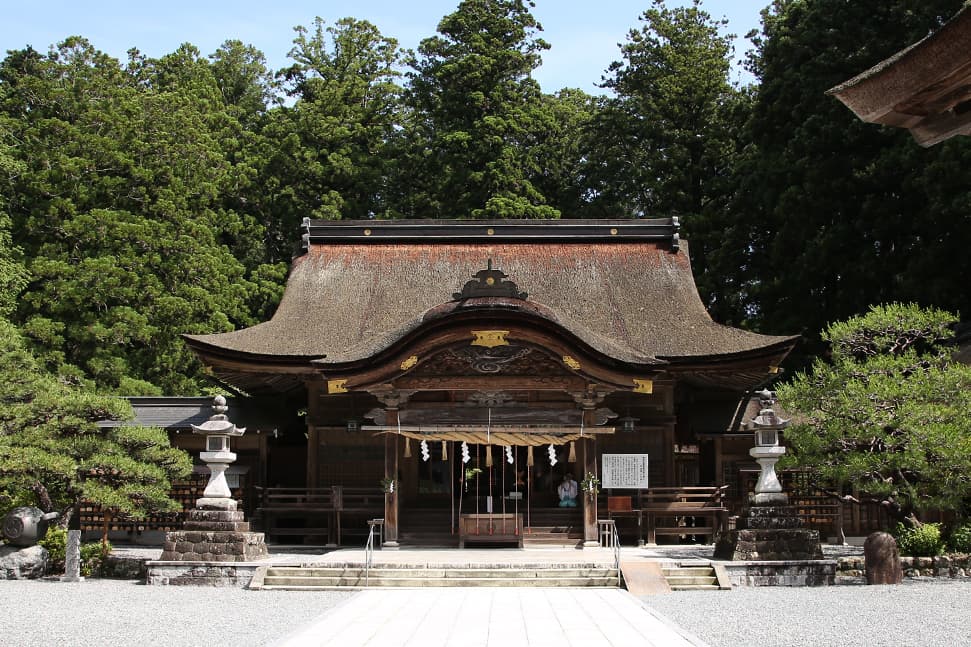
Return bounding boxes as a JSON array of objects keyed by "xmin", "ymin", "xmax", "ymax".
[
  {"xmin": 828, "ymin": 5, "xmax": 971, "ymax": 146},
  {"xmin": 185, "ymin": 220, "xmax": 795, "ymax": 392}
]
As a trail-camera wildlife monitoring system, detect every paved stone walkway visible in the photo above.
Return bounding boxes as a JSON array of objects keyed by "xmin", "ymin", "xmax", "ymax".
[{"xmin": 273, "ymin": 588, "xmax": 707, "ymax": 647}]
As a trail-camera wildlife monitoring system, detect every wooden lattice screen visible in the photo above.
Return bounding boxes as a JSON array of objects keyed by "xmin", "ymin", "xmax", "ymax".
[{"xmin": 79, "ymin": 474, "xmax": 246, "ymax": 534}]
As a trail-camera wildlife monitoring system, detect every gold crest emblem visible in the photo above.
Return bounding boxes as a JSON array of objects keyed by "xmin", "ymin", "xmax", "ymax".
[{"xmin": 470, "ymin": 330, "xmax": 510, "ymax": 348}]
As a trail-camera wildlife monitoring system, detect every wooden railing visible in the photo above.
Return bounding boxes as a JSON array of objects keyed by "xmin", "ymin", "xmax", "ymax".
[
  {"xmin": 600, "ymin": 486, "xmax": 728, "ymax": 545},
  {"xmin": 640, "ymin": 486, "xmax": 728, "ymax": 545},
  {"xmin": 254, "ymin": 486, "xmax": 383, "ymax": 545}
]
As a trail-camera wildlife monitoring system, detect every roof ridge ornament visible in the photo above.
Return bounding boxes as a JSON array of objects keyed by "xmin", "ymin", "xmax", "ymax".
[{"xmin": 453, "ymin": 259, "xmax": 528, "ymax": 300}]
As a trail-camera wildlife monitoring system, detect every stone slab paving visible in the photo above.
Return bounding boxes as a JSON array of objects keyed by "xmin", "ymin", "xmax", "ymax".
[{"xmin": 271, "ymin": 588, "xmax": 707, "ymax": 647}]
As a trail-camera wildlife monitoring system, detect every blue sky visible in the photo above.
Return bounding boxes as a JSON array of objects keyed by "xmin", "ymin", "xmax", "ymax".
[{"xmin": 1, "ymin": 0, "xmax": 769, "ymax": 92}]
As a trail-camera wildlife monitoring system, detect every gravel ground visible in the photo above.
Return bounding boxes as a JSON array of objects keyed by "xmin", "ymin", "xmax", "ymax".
[
  {"xmin": 642, "ymin": 578, "xmax": 971, "ymax": 647},
  {"xmin": 2, "ymin": 575, "xmax": 969, "ymax": 646},
  {"xmin": 0, "ymin": 579, "xmax": 353, "ymax": 647}
]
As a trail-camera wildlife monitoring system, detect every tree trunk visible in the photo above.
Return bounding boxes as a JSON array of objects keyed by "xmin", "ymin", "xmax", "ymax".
[{"xmin": 29, "ymin": 481, "xmax": 53, "ymax": 513}]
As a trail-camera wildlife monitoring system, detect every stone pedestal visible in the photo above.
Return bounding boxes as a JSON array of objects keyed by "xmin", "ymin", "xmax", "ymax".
[
  {"xmin": 160, "ymin": 502, "xmax": 267, "ymax": 562},
  {"xmin": 714, "ymin": 503, "xmax": 823, "ymax": 561}
]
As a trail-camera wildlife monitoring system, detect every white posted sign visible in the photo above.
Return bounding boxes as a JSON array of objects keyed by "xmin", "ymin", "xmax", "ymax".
[{"xmin": 602, "ymin": 454, "xmax": 649, "ymax": 489}]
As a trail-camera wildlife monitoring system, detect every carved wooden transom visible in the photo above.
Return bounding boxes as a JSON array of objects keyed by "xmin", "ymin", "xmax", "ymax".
[{"xmin": 412, "ymin": 345, "xmax": 570, "ymax": 377}]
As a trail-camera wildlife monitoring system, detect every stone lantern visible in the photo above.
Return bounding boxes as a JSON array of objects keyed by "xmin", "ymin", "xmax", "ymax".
[
  {"xmin": 714, "ymin": 388, "xmax": 826, "ymax": 573},
  {"xmin": 192, "ymin": 395, "xmax": 244, "ymax": 507},
  {"xmin": 155, "ymin": 395, "xmax": 267, "ymax": 572},
  {"xmin": 749, "ymin": 389, "xmax": 789, "ymax": 506}
]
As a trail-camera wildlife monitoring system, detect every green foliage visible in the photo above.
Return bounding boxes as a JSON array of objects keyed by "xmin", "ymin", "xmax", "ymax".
[
  {"xmin": 80, "ymin": 539, "xmax": 111, "ymax": 577},
  {"xmin": 0, "ymin": 38, "xmax": 281, "ymax": 394},
  {"xmin": 37, "ymin": 525, "xmax": 66, "ymax": 569},
  {"xmin": 399, "ymin": 0, "xmax": 560, "ymax": 219},
  {"xmin": 256, "ymin": 17, "xmax": 404, "ymax": 261},
  {"xmin": 580, "ymin": 472, "xmax": 600, "ymax": 495},
  {"xmin": 588, "ymin": 0, "xmax": 738, "ymax": 220},
  {"xmin": 893, "ymin": 522, "xmax": 944, "ymax": 557},
  {"xmin": 728, "ymin": 0, "xmax": 971, "ymax": 342},
  {"xmin": 39, "ymin": 525, "xmax": 112, "ymax": 576},
  {"xmin": 0, "ymin": 320, "xmax": 193, "ymax": 518},
  {"xmin": 948, "ymin": 522, "xmax": 971, "ymax": 554},
  {"xmin": 778, "ymin": 304, "xmax": 971, "ymax": 521}
]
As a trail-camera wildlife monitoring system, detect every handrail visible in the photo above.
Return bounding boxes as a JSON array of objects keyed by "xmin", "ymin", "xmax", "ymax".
[
  {"xmin": 612, "ymin": 522, "xmax": 621, "ymax": 588},
  {"xmin": 364, "ymin": 518, "xmax": 383, "ymax": 587},
  {"xmin": 597, "ymin": 519, "xmax": 622, "ymax": 588}
]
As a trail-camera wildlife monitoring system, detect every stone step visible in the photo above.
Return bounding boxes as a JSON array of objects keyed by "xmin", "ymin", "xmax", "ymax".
[
  {"xmin": 266, "ymin": 567, "xmax": 617, "ymax": 579},
  {"xmin": 258, "ymin": 565, "xmax": 620, "ymax": 589},
  {"xmin": 660, "ymin": 563, "xmax": 730, "ymax": 592},
  {"xmin": 661, "ymin": 567, "xmax": 714, "ymax": 577},
  {"xmin": 664, "ymin": 575, "xmax": 717, "ymax": 586},
  {"xmin": 522, "ymin": 539, "xmax": 583, "ymax": 547},
  {"xmin": 262, "ymin": 576, "xmax": 619, "ymax": 588}
]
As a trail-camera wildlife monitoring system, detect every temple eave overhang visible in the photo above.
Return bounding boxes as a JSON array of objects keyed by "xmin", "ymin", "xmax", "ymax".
[{"xmin": 828, "ymin": 6, "xmax": 971, "ymax": 146}]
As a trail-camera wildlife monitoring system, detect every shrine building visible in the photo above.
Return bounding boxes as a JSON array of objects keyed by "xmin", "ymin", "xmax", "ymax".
[{"xmin": 176, "ymin": 218, "xmax": 798, "ymax": 548}]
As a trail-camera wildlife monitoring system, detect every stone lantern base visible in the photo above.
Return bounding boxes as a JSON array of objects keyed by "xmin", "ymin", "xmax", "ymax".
[
  {"xmin": 159, "ymin": 501, "xmax": 267, "ymax": 562},
  {"xmin": 714, "ymin": 502, "xmax": 823, "ymax": 561}
]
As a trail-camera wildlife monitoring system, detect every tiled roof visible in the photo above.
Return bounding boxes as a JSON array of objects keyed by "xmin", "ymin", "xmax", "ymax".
[{"xmin": 185, "ymin": 220, "xmax": 794, "ymax": 372}]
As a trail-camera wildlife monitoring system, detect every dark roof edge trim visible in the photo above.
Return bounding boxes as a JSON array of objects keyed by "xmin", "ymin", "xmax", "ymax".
[
  {"xmin": 657, "ymin": 335, "xmax": 800, "ymax": 365},
  {"xmin": 182, "ymin": 333, "xmax": 325, "ymax": 364},
  {"xmin": 297, "ymin": 218, "xmax": 680, "ymax": 255}
]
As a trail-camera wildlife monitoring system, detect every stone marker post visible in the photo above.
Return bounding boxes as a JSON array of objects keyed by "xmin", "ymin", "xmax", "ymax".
[{"xmin": 62, "ymin": 507, "xmax": 82, "ymax": 582}]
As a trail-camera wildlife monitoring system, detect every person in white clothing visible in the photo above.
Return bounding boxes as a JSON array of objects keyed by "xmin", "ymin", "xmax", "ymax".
[{"xmin": 557, "ymin": 473, "xmax": 578, "ymax": 507}]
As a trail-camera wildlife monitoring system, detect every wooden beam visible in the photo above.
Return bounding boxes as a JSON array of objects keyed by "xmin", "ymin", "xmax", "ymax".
[
  {"xmin": 383, "ymin": 410, "xmax": 400, "ymax": 548},
  {"xmin": 306, "ymin": 426, "xmax": 319, "ymax": 489},
  {"xmin": 581, "ymin": 408, "xmax": 599, "ymax": 548}
]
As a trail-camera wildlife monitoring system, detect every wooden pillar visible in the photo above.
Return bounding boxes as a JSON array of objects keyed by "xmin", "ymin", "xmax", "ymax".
[
  {"xmin": 714, "ymin": 436, "xmax": 724, "ymax": 486},
  {"xmin": 663, "ymin": 424, "xmax": 676, "ymax": 486},
  {"xmin": 305, "ymin": 378, "xmax": 323, "ymax": 488},
  {"xmin": 306, "ymin": 426, "xmax": 319, "ymax": 488},
  {"xmin": 581, "ymin": 409, "xmax": 599, "ymax": 548},
  {"xmin": 258, "ymin": 431, "xmax": 268, "ymax": 489},
  {"xmin": 383, "ymin": 409, "xmax": 400, "ymax": 548}
]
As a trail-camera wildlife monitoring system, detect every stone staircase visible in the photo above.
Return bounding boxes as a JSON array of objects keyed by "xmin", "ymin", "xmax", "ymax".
[
  {"xmin": 252, "ymin": 564, "xmax": 620, "ymax": 589},
  {"xmin": 522, "ymin": 508, "xmax": 583, "ymax": 547},
  {"xmin": 661, "ymin": 562, "xmax": 730, "ymax": 591},
  {"xmin": 396, "ymin": 507, "xmax": 583, "ymax": 548}
]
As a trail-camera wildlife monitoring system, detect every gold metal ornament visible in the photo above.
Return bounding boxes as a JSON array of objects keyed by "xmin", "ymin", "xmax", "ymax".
[
  {"xmin": 400, "ymin": 355, "xmax": 418, "ymax": 371},
  {"xmin": 471, "ymin": 330, "xmax": 510, "ymax": 348}
]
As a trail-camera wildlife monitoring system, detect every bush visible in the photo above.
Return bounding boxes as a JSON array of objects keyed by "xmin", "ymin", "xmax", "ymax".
[
  {"xmin": 893, "ymin": 522, "xmax": 944, "ymax": 556},
  {"xmin": 79, "ymin": 540, "xmax": 111, "ymax": 576},
  {"xmin": 39, "ymin": 525, "xmax": 67, "ymax": 572},
  {"xmin": 948, "ymin": 521, "xmax": 971, "ymax": 553},
  {"xmin": 39, "ymin": 526, "xmax": 112, "ymax": 576}
]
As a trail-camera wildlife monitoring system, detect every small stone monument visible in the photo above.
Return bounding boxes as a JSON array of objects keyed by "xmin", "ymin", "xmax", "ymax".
[
  {"xmin": 715, "ymin": 390, "xmax": 824, "ymax": 562},
  {"xmin": 864, "ymin": 531, "xmax": 903, "ymax": 584},
  {"xmin": 159, "ymin": 396, "xmax": 267, "ymax": 562}
]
